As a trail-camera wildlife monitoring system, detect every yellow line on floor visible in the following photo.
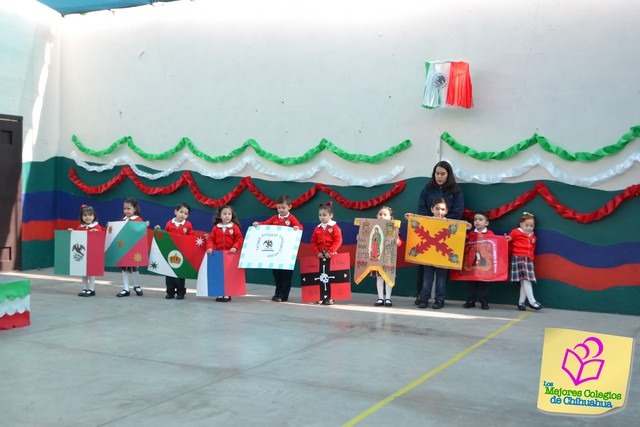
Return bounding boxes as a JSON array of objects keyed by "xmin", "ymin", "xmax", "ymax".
[{"xmin": 343, "ymin": 311, "xmax": 532, "ymax": 426}]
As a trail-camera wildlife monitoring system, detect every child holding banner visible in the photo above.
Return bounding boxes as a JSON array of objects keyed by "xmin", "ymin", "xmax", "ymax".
[
  {"xmin": 207, "ymin": 205, "xmax": 244, "ymax": 302},
  {"xmin": 411, "ymin": 198, "xmax": 450, "ymax": 309},
  {"xmin": 71, "ymin": 205, "xmax": 103, "ymax": 297},
  {"xmin": 252, "ymin": 194, "xmax": 303, "ymax": 302},
  {"xmin": 154, "ymin": 202, "xmax": 193, "ymax": 300},
  {"xmin": 117, "ymin": 198, "xmax": 147, "ymax": 297},
  {"xmin": 372, "ymin": 206, "xmax": 402, "ymax": 307},
  {"xmin": 507, "ymin": 212, "xmax": 543, "ymax": 311},
  {"xmin": 311, "ymin": 201, "xmax": 343, "ymax": 305},
  {"xmin": 463, "ymin": 211, "xmax": 494, "ymax": 310}
]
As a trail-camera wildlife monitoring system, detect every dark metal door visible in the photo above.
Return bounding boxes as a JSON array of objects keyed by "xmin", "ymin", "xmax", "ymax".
[{"xmin": 0, "ymin": 115, "xmax": 22, "ymax": 271}]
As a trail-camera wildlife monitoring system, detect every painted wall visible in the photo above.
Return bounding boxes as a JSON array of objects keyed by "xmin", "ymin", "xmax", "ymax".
[{"xmin": 3, "ymin": 0, "xmax": 639, "ymax": 314}]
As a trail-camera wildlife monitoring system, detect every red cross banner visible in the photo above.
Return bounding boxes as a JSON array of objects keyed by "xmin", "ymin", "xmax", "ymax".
[
  {"xmin": 299, "ymin": 253, "xmax": 351, "ymax": 303},
  {"xmin": 450, "ymin": 234, "xmax": 509, "ymax": 281},
  {"xmin": 404, "ymin": 214, "xmax": 467, "ymax": 270},
  {"xmin": 353, "ymin": 218, "xmax": 401, "ymax": 287}
]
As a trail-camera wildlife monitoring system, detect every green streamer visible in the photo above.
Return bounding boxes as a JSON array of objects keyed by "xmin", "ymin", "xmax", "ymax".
[
  {"xmin": 71, "ymin": 135, "xmax": 412, "ymax": 165},
  {"xmin": 441, "ymin": 126, "xmax": 640, "ymax": 161}
]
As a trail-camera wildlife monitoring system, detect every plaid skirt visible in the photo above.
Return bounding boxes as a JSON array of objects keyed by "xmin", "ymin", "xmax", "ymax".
[{"xmin": 510, "ymin": 256, "xmax": 536, "ymax": 283}]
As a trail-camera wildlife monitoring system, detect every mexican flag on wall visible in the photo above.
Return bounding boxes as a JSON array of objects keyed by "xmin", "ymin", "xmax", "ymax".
[
  {"xmin": 148, "ymin": 230, "xmax": 207, "ymax": 279},
  {"xmin": 54, "ymin": 230, "xmax": 105, "ymax": 276},
  {"xmin": 104, "ymin": 221, "xmax": 148, "ymax": 267},
  {"xmin": 422, "ymin": 61, "xmax": 473, "ymax": 109}
]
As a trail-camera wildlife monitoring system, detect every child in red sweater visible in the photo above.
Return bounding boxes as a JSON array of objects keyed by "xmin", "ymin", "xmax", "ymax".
[
  {"xmin": 71, "ymin": 204, "xmax": 103, "ymax": 297},
  {"xmin": 506, "ymin": 212, "xmax": 542, "ymax": 311},
  {"xmin": 252, "ymin": 194, "xmax": 302, "ymax": 302},
  {"xmin": 207, "ymin": 205, "xmax": 244, "ymax": 302},
  {"xmin": 310, "ymin": 201, "xmax": 343, "ymax": 305},
  {"xmin": 463, "ymin": 211, "xmax": 494, "ymax": 310},
  {"xmin": 154, "ymin": 202, "xmax": 193, "ymax": 300}
]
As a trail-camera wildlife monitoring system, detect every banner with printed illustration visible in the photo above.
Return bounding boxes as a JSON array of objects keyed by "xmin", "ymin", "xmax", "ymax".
[
  {"xmin": 238, "ymin": 225, "xmax": 302, "ymax": 270},
  {"xmin": 148, "ymin": 231, "xmax": 207, "ymax": 279},
  {"xmin": 196, "ymin": 251, "xmax": 246, "ymax": 297},
  {"xmin": 450, "ymin": 234, "xmax": 508, "ymax": 281},
  {"xmin": 353, "ymin": 218, "xmax": 401, "ymax": 287},
  {"xmin": 104, "ymin": 221, "xmax": 149, "ymax": 267},
  {"xmin": 299, "ymin": 253, "xmax": 351, "ymax": 303},
  {"xmin": 54, "ymin": 230, "xmax": 105, "ymax": 276},
  {"xmin": 538, "ymin": 328, "xmax": 633, "ymax": 416},
  {"xmin": 404, "ymin": 214, "xmax": 467, "ymax": 270}
]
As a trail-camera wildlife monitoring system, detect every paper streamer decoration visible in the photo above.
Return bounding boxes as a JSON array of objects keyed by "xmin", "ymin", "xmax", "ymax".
[
  {"xmin": 0, "ymin": 279, "xmax": 30, "ymax": 330},
  {"xmin": 353, "ymin": 218, "xmax": 401, "ymax": 287},
  {"xmin": 238, "ymin": 226, "xmax": 302, "ymax": 270}
]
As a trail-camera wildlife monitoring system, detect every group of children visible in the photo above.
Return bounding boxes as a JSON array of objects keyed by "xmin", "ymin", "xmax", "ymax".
[{"xmin": 71, "ymin": 195, "xmax": 543, "ymax": 311}]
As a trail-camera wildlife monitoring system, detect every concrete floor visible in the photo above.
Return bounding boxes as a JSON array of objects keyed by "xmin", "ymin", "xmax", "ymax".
[{"xmin": 1, "ymin": 268, "xmax": 639, "ymax": 427}]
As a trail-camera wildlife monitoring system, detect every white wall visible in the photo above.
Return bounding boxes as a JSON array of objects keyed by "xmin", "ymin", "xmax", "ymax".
[
  {"xmin": 7, "ymin": 0, "xmax": 640, "ymax": 189},
  {"xmin": 0, "ymin": 0, "xmax": 61, "ymax": 162}
]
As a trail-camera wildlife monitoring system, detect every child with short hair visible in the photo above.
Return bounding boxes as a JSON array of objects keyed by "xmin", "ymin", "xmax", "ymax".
[
  {"xmin": 372, "ymin": 206, "xmax": 402, "ymax": 307},
  {"xmin": 117, "ymin": 198, "xmax": 146, "ymax": 297},
  {"xmin": 410, "ymin": 198, "xmax": 450, "ymax": 309},
  {"xmin": 154, "ymin": 202, "xmax": 193, "ymax": 300},
  {"xmin": 463, "ymin": 211, "xmax": 494, "ymax": 310},
  {"xmin": 71, "ymin": 204, "xmax": 103, "ymax": 297},
  {"xmin": 207, "ymin": 205, "xmax": 244, "ymax": 302},
  {"xmin": 252, "ymin": 195, "xmax": 302, "ymax": 302},
  {"xmin": 311, "ymin": 201, "xmax": 343, "ymax": 305},
  {"xmin": 507, "ymin": 212, "xmax": 543, "ymax": 310}
]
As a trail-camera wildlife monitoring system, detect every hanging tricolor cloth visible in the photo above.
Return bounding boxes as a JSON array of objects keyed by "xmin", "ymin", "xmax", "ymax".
[{"xmin": 422, "ymin": 61, "xmax": 473, "ymax": 109}]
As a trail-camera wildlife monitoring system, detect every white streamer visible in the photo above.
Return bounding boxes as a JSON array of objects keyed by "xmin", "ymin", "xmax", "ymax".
[
  {"xmin": 446, "ymin": 153, "xmax": 640, "ymax": 187},
  {"xmin": 70, "ymin": 151, "xmax": 404, "ymax": 187}
]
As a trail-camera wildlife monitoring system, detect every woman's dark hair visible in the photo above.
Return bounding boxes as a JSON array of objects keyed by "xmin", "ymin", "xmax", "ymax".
[{"xmin": 427, "ymin": 160, "xmax": 460, "ymax": 194}]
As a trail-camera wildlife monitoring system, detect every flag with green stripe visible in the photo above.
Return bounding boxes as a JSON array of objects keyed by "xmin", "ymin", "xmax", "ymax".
[
  {"xmin": 54, "ymin": 230, "xmax": 105, "ymax": 276},
  {"xmin": 104, "ymin": 221, "xmax": 149, "ymax": 267},
  {"xmin": 148, "ymin": 230, "xmax": 207, "ymax": 279}
]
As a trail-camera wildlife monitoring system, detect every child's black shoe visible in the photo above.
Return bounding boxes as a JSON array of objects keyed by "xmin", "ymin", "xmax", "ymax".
[
  {"xmin": 517, "ymin": 303, "xmax": 526, "ymax": 311},
  {"xmin": 481, "ymin": 301, "xmax": 489, "ymax": 310},
  {"xmin": 463, "ymin": 300, "xmax": 476, "ymax": 308}
]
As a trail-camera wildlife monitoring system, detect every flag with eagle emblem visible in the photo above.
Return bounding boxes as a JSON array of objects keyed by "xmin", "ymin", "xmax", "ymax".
[{"xmin": 54, "ymin": 230, "xmax": 105, "ymax": 276}]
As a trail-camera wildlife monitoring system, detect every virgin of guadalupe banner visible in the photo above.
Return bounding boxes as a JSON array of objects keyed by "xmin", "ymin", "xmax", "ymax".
[
  {"xmin": 353, "ymin": 218, "xmax": 401, "ymax": 287},
  {"xmin": 404, "ymin": 214, "xmax": 467, "ymax": 270},
  {"xmin": 299, "ymin": 253, "xmax": 351, "ymax": 303},
  {"xmin": 450, "ymin": 234, "xmax": 509, "ymax": 281},
  {"xmin": 104, "ymin": 221, "xmax": 149, "ymax": 267},
  {"xmin": 238, "ymin": 225, "xmax": 302, "ymax": 270}
]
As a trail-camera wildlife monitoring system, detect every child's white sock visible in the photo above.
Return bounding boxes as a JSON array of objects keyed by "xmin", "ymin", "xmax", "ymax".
[
  {"xmin": 385, "ymin": 283, "xmax": 392, "ymax": 300},
  {"xmin": 523, "ymin": 279, "xmax": 537, "ymax": 304},
  {"xmin": 82, "ymin": 276, "xmax": 89, "ymax": 289},
  {"xmin": 132, "ymin": 271, "xmax": 140, "ymax": 287},
  {"xmin": 122, "ymin": 271, "xmax": 130, "ymax": 291},
  {"xmin": 88, "ymin": 276, "xmax": 96, "ymax": 291},
  {"xmin": 376, "ymin": 276, "xmax": 384, "ymax": 299},
  {"xmin": 519, "ymin": 282, "xmax": 526, "ymax": 304}
]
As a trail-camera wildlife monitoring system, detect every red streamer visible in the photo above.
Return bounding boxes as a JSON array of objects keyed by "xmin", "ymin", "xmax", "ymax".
[{"xmin": 68, "ymin": 167, "xmax": 406, "ymax": 210}]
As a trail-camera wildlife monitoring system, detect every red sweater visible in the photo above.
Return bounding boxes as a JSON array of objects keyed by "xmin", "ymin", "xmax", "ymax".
[
  {"xmin": 75, "ymin": 222, "xmax": 102, "ymax": 232},
  {"xmin": 260, "ymin": 213, "xmax": 303, "ymax": 229},
  {"xmin": 508, "ymin": 228, "xmax": 536, "ymax": 260},
  {"xmin": 311, "ymin": 221, "xmax": 343, "ymax": 255},
  {"xmin": 164, "ymin": 219, "xmax": 193, "ymax": 235},
  {"xmin": 207, "ymin": 223, "xmax": 244, "ymax": 251}
]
